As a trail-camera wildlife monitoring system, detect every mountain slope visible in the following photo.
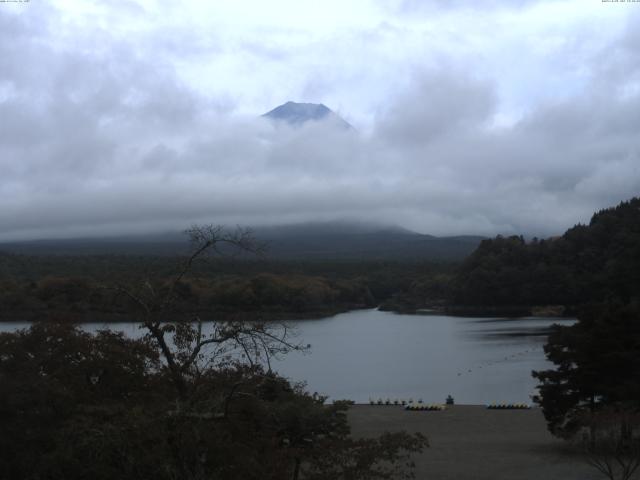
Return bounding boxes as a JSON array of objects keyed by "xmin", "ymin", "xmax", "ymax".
[
  {"xmin": 262, "ymin": 101, "xmax": 352, "ymax": 129},
  {"xmin": 0, "ymin": 222, "xmax": 483, "ymax": 261}
]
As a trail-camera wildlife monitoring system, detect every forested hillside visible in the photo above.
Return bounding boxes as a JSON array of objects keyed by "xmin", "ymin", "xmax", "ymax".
[
  {"xmin": 452, "ymin": 197, "xmax": 640, "ymax": 308},
  {"xmin": 0, "ymin": 254, "xmax": 453, "ymax": 321}
]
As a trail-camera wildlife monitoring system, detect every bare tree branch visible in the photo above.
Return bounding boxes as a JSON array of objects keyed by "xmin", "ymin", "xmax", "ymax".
[{"xmin": 106, "ymin": 224, "xmax": 302, "ymax": 407}]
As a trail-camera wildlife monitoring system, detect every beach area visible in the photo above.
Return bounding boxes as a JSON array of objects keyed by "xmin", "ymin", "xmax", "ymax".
[{"xmin": 348, "ymin": 405, "xmax": 602, "ymax": 480}]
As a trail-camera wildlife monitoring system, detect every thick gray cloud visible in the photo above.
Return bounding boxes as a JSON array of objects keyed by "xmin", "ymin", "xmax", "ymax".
[
  {"xmin": 0, "ymin": 1, "xmax": 639, "ymax": 241},
  {"xmin": 376, "ymin": 70, "xmax": 497, "ymax": 144},
  {"xmin": 379, "ymin": 0, "xmax": 555, "ymax": 14}
]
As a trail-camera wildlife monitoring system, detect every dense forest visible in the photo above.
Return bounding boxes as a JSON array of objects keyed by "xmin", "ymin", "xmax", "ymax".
[
  {"xmin": 2, "ymin": 198, "xmax": 639, "ymax": 322},
  {"xmin": 450, "ymin": 197, "xmax": 640, "ymax": 311},
  {"xmin": 0, "ymin": 253, "xmax": 455, "ymax": 321},
  {"xmin": 0, "ymin": 221, "xmax": 470, "ymax": 321},
  {"xmin": 527, "ymin": 201, "xmax": 640, "ymax": 464}
]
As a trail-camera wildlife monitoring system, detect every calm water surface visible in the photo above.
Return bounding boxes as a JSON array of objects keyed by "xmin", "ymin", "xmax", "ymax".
[{"xmin": 0, "ymin": 309, "xmax": 574, "ymax": 405}]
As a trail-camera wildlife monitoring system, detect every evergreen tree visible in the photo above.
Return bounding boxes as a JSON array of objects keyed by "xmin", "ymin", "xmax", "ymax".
[{"xmin": 533, "ymin": 301, "xmax": 640, "ymax": 437}]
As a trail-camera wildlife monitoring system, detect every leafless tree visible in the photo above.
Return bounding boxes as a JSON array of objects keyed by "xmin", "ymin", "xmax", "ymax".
[
  {"xmin": 579, "ymin": 406, "xmax": 640, "ymax": 480},
  {"xmin": 113, "ymin": 225, "xmax": 306, "ymax": 404}
]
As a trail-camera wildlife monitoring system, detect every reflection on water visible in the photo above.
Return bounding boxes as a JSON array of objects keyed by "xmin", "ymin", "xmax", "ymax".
[{"xmin": 0, "ymin": 309, "xmax": 574, "ymax": 405}]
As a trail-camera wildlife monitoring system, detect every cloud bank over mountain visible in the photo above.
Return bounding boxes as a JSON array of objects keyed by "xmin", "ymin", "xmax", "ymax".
[{"xmin": 0, "ymin": 1, "xmax": 639, "ymax": 240}]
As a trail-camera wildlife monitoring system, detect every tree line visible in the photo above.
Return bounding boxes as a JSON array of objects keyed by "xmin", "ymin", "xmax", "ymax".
[
  {"xmin": 451, "ymin": 197, "xmax": 640, "ymax": 309},
  {"xmin": 0, "ymin": 273, "xmax": 377, "ymax": 322},
  {"xmin": 0, "ymin": 252, "xmax": 455, "ymax": 321},
  {"xmin": 0, "ymin": 226, "xmax": 427, "ymax": 479}
]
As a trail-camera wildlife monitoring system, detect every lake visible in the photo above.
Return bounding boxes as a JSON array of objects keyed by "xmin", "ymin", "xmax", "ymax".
[{"xmin": 0, "ymin": 309, "xmax": 574, "ymax": 405}]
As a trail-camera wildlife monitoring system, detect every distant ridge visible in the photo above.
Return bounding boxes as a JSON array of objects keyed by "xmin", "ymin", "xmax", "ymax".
[
  {"xmin": 262, "ymin": 101, "xmax": 353, "ymax": 129},
  {"xmin": 0, "ymin": 221, "xmax": 484, "ymax": 261}
]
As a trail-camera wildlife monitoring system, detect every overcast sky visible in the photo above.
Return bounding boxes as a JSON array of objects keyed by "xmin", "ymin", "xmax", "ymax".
[{"xmin": 1, "ymin": 0, "xmax": 639, "ymax": 240}]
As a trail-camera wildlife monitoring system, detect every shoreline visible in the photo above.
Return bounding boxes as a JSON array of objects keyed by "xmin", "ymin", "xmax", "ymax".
[
  {"xmin": 0, "ymin": 306, "xmax": 576, "ymax": 324},
  {"xmin": 381, "ymin": 303, "xmax": 574, "ymax": 318}
]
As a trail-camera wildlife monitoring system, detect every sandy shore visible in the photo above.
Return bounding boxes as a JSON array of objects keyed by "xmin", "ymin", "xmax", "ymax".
[{"xmin": 348, "ymin": 405, "xmax": 602, "ymax": 480}]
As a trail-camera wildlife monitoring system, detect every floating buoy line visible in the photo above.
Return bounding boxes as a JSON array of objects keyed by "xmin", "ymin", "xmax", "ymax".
[
  {"xmin": 455, "ymin": 346, "xmax": 541, "ymax": 378},
  {"xmin": 365, "ymin": 346, "xmax": 540, "ymax": 409}
]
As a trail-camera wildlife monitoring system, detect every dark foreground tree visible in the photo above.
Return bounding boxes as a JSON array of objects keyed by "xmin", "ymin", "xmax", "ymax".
[
  {"xmin": 0, "ymin": 226, "xmax": 427, "ymax": 479},
  {"xmin": 533, "ymin": 301, "xmax": 640, "ymax": 479},
  {"xmin": 533, "ymin": 301, "xmax": 640, "ymax": 437}
]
